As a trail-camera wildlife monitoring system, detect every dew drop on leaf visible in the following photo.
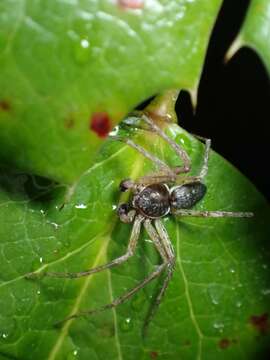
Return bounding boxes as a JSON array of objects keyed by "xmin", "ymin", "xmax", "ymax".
[
  {"xmin": 0, "ymin": 318, "xmax": 18, "ymax": 343},
  {"xmin": 73, "ymin": 37, "xmax": 91, "ymax": 64},
  {"xmin": 67, "ymin": 349, "xmax": 79, "ymax": 360},
  {"xmin": 175, "ymin": 133, "xmax": 192, "ymax": 152},
  {"xmin": 213, "ymin": 321, "xmax": 224, "ymax": 333},
  {"xmin": 31, "ymin": 258, "xmax": 43, "ymax": 272},
  {"xmin": 120, "ymin": 317, "xmax": 133, "ymax": 332},
  {"xmin": 207, "ymin": 286, "xmax": 220, "ymax": 306},
  {"xmin": 235, "ymin": 300, "xmax": 242, "ymax": 308},
  {"xmin": 261, "ymin": 288, "xmax": 270, "ymax": 296}
]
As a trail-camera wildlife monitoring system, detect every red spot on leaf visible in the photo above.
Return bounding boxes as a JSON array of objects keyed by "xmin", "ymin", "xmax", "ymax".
[
  {"xmin": 250, "ymin": 313, "xmax": 269, "ymax": 335},
  {"xmin": 150, "ymin": 351, "xmax": 158, "ymax": 359},
  {"xmin": 119, "ymin": 0, "xmax": 144, "ymax": 9},
  {"xmin": 219, "ymin": 338, "xmax": 230, "ymax": 349},
  {"xmin": 0, "ymin": 100, "xmax": 11, "ymax": 112},
  {"xmin": 90, "ymin": 112, "xmax": 111, "ymax": 138}
]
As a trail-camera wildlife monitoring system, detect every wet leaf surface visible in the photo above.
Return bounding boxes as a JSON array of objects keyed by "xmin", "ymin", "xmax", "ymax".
[
  {"xmin": 0, "ymin": 0, "xmax": 222, "ymax": 182},
  {"xmin": 0, "ymin": 121, "xmax": 269, "ymax": 360}
]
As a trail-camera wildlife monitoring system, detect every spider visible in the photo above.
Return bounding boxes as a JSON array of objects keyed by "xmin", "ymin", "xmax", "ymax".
[{"xmin": 27, "ymin": 113, "xmax": 253, "ymax": 330}]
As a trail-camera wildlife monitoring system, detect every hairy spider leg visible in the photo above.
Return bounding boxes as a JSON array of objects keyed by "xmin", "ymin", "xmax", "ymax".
[
  {"xmin": 173, "ymin": 135, "xmax": 211, "ymax": 188},
  {"xmin": 25, "ymin": 215, "xmax": 143, "ymax": 280},
  {"xmin": 110, "ymin": 135, "xmax": 174, "ymax": 177},
  {"xmin": 54, "ymin": 218, "xmax": 173, "ymax": 326},
  {"xmin": 173, "ymin": 209, "xmax": 254, "ymax": 218},
  {"xmin": 143, "ymin": 219, "xmax": 175, "ymax": 336},
  {"xmin": 140, "ymin": 114, "xmax": 191, "ymax": 174},
  {"xmin": 110, "ymin": 114, "xmax": 192, "ymax": 186},
  {"xmin": 196, "ymin": 137, "xmax": 211, "ymax": 180}
]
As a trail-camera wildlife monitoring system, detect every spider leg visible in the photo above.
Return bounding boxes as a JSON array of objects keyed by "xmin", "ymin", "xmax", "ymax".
[
  {"xmin": 196, "ymin": 136, "xmax": 211, "ymax": 180},
  {"xmin": 143, "ymin": 219, "xmax": 175, "ymax": 335},
  {"xmin": 111, "ymin": 113, "xmax": 191, "ymax": 186},
  {"xmin": 173, "ymin": 209, "xmax": 254, "ymax": 218},
  {"xmin": 25, "ymin": 215, "xmax": 144, "ymax": 280},
  {"xmin": 140, "ymin": 114, "xmax": 191, "ymax": 174},
  {"xmin": 110, "ymin": 135, "xmax": 174, "ymax": 177},
  {"xmin": 54, "ymin": 219, "xmax": 170, "ymax": 326}
]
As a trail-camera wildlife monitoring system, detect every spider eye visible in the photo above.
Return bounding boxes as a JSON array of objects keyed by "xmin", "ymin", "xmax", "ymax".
[{"xmin": 119, "ymin": 179, "xmax": 134, "ymax": 192}]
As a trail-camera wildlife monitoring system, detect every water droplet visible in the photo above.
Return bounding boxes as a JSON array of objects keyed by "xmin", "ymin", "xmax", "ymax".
[
  {"xmin": 175, "ymin": 132, "xmax": 192, "ymax": 152},
  {"xmin": 261, "ymin": 288, "xmax": 270, "ymax": 296},
  {"xmin": 230, "ymin": 268, "xmax": 236, "ymax": 274},
  {"xmin": 37, "ymin": 289, "xmax": 41, "ymax": 296},
  {"xmin": 208, "ymin": 287, "xmax": 220, "ymax": 306},
  {"xmin": 120, "ymin": 317, "xmax": 133, "ymax": 332},
  {"xmin": 67, "ymin": 349, "xmax": 79, "ymax": 360},
  {"xmin": 112, "ymin": 204, "xmax": 117, "ymax": 210},
  {"xmin": 73, "ymin": 37, "xmax": 91, "ymax": 64},
  {"xmin": 31, "ymin": 258, "xmax": 42, "ymax": 272},
  {"xmin": 213, "ymin": 321, "xmax": 224, "ymax": 333},
  {"xmin": 75, "ymin": 203, "xmax": 87, "ymax": 209},
  {"xmin": 236, "ymin": 300, "xmax": 242, "ymax": 308},
  {"xmin": 0, "ymin": 318, "xmax": 17, "ymax": 343}
]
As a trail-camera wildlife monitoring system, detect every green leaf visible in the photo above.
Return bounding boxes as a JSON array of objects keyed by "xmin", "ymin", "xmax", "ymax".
[
  {"xmin": 0, "ymin": 121, "xmax": 269, "ymax": 360},
  {"xmin": 227, "ymin": 0, "xmax": 270, "ymax": 74},
  {"xmin": 0, "ymin": 0, "xmax": 222, "ymax": 183}
]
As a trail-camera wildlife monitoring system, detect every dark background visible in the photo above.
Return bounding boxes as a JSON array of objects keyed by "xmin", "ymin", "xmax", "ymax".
[{"xmin": 177, "ymin": 0, "xmax": 270, "ymax": 201}]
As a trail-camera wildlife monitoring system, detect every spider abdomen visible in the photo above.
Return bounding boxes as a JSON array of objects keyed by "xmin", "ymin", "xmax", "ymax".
[
  {"xmin": 170, "ymin": 182, "xmax": 207, "ymax": 210},
  {"xmin": 133, "ymin": 184, "xmax": 170, "ymax": 219}
]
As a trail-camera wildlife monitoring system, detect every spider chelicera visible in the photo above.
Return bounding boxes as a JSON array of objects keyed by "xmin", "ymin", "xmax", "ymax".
[{"xmin": 27, "ymin": 113, "xmax": 253, "ymax": 329}]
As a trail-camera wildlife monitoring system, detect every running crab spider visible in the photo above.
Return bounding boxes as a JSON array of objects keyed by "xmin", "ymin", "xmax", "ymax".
[{"xmin": 26, "ymin": 113, "xmax": 253, "ymax": 330}]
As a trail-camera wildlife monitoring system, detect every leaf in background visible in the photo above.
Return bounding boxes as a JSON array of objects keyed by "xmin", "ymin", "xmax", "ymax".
[
  {"xmin": 0, "ymin": 0, "xmax": 223, "ymax": 182},
  {"xmin": 0, "ymin": 120, "xmax": 269, "ymax": 360},
  {"xmin": 227, "ymin": 0, "xmax": 270, "ymax": 74}
]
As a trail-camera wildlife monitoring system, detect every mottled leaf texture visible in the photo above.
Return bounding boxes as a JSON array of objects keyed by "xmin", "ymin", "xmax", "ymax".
[
  {"xmin": 228, "ymin": 0, "xmax": 270, "ymax": 74},
  {"xmin": 0, "ymin": 122, "xmax": 269, "ymax": 360},
  {"xmin": 0, "ymin": 0, "xmax": 222, "ymax": 182}
]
